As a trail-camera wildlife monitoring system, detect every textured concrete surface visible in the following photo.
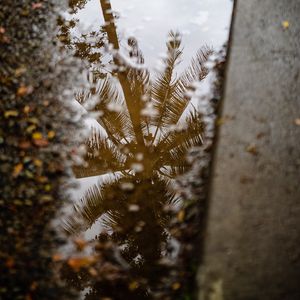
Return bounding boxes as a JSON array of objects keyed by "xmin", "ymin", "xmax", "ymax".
[{"xmin": 198, "ymin": 1, "xmax": 300, "ymax": 299}]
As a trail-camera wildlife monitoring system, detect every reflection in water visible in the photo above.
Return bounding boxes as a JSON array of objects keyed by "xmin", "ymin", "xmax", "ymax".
[{"xmin": 60, "ymin": 0, "xmax": 214, "ymax": 299}]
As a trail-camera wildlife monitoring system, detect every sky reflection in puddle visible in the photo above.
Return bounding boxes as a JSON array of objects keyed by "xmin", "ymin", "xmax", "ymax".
[{"xmin": 60, "ymin": 1, "xmax": 233, "ymax": 299}]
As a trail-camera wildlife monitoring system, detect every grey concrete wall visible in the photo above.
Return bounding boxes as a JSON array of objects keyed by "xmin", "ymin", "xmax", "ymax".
[{"xmin": 198, "ymin": 1, "xmax": 300, "ymax": 299}]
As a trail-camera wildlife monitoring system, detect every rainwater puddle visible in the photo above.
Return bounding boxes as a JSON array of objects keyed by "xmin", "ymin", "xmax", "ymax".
[{"xmin": 58, "ymin": 0, "xmax": 233, "ymax": 299}]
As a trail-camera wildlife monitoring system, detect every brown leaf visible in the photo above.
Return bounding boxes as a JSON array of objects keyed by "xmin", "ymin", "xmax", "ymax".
[
  {"xmin": 88, "ymin": 267, "xmax": 98, "ymax": 277},
  {"xmin": 74, "ymin": 238, "xmax": 88, "ymax": 251},
  {"xmin": 5, "ymin": 257, "xmax": 15, "ymax": 268},
  {"xmin": 177, "ymin": 210, "xmax": 185, "ymax": 222},
  {"xmin": 30, "ymin": 281, "xmax": 38, "ymax": 291},
  {"xmin": 17, "ymin": 85, "xmax": 33, "ymax": 97},
  {"xmin": 19, "ymin": 141, "xmax": 31, "ymax": 149},
  {"xmin": 246, "ymin": 144, "xmax": 258, "ymax": 155},
  {"xmin": 67, "ymin": 256, "xmax": 96, "ymax": 271},
  {"xmin": 33, "ymin": 138, "xmax": 49, "ymax": 147},
  {"xmin": 15, "ymin": 67, "xmax": 27, "ymax": 77},
  {"xmin": 52, "ymin": 253, "xmax": 63, "ymax": 262}
]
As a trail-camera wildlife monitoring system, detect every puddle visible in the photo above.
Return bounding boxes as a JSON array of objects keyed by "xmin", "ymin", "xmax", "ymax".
[{"xmin": 58, "ymin": 0, "xmax": 233, "ymax": 299}]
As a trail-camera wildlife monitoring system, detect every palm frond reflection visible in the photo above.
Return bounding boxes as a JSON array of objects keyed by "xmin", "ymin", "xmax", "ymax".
[
  {"xmin": 62, "ymin": 2, "xmax": 213, "ymax": 297},
  {"xmin": 67, "ymin": 32, "xmax": 211, "ymax": 233}
]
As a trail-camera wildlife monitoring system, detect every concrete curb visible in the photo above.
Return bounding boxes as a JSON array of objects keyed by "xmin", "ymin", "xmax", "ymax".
[{"xmin": 198, "ymin": 1, "xmax": 300, "ymax": 299}]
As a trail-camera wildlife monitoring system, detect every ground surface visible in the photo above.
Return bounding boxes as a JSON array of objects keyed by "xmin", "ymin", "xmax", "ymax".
[
  {"xmin": 198, "ymin": 1, "xmax": 300, "ymax": 299},
  {"xmin": 0, "ymin": 1, "xmax": 79, "ymax": 299}
]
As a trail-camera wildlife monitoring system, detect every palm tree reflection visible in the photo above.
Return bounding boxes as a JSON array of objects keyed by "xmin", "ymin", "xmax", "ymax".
[{"xmin": 63, "ymin": 0, "xmax": 212, "ymax": 298}]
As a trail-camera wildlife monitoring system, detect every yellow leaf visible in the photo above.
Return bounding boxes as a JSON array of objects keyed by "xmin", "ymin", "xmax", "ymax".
[
  {"xmin": 26, "ymin": 125, "xmax": 36, "ymax": 133},
  {"xmin": 28, "ymin": 118, "xmax": 39, "ymax": 124},
  {"xmin": 13, "ymin": 163, "xmax": 23, "ymax": 177},
  {"xmin": 4, "ymin": 110, "xmax": 18, "ymax": 118},
  {"xmin": 177, "ymin": 210, "xmax": 185, "ymax": 222},
  {"xmin": 128, "ymin": 281, "xmax": 139, "ymax": 291},
  {"xmin": 23, "ymin": 106, "xmax": 30, "ymax": 113},
  {"xmin": 47, "ymin": 131, "xmax": 55, "ymax": 139},
  {"xmin": 172, "ymin": 282, "xmax": 181, "ymax": 290},
  {"xmin": 44, "ymin": 184, "xmax": 52, "ymax": 192},
  {"xmin": 282, "ymin": 20, "xmax": 289, "ymax": 29},
  {"xmin": 37, "ymin": 176, "xmax": 48, "ymax": 183},
  {"xmin": 32, "ymin": 132, "xmax": 43, "ymax": 140},
  {"xmin": 34, "ymin": 159, "xmax": 42, "ymax": 167}
]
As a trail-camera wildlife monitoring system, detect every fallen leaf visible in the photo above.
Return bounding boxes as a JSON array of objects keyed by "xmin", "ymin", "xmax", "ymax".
[
  {"xmin": 30, "ymin": 282, "xmax": 38, "ymax": 291},
  {"xmin": 67, "ymin": 256, "xmax": 96, "ymax": 271},
  {"xmin": 40, "ymin": 195, "xmax": 53, "ymax": 203},
  {"xmin": 177, "ymin": 210, "xmax": 185, "ymax": 222},
  {"xmin": 28, "ymin": 117, "xmax": 39, "ymax": 124},
  {"xmin": 128, "ymin": 281, "xmax": 139, "ymax": 291},
  {"xmin": 23, "ymin": 105, "xmax": 30, "ymax": 114},
  {"xmin": 44, "ymin": 184, "xmax": 52, "ymax": 192},
  {"xmin": 294, "ymin": 118, "xmax": 300, "ymax": 126},
  {"xmin": 32, "ymin": 132, "xmax": 43, "ymax": 140},
  {"xmin": 33, "ymin": 138, "xmax": 49, "ymax": 147},
  {"xmin": 36, "ymin": 176, "xmax": 48, "ymax": 183},
  {"xmin": 47, "ymin": 131, "xmax": 56, "ymax": 139},
  {"xmin": 246, "ymin": 144, "xmax": 258, "ymax": 155},
  {"xmin": 240, "ymin": 176, "xmax": 254, "ymax": 184},
  {"xmin": 26, "ymin": 125, "xmax": 36, "ymax": 133},
  {"xmin": 19, "ymin": 141, "xmax": 31, "ymax": 149},
  {"xmin": 74, "ymin": 238, "xmax": 88, "ymax": 251},
  {"xmin": 4, "ymin": 110, "xmax": 18, "ymax": 118},
  {"xmin": 172, "ymin": 282, "xmax": 181, "ymax": 290},
  {"xmin": 282, "ymin": 20, "xmax": 289, "ymax": 29},
  {"xmin": 256, "ymin": 132, "xmax": 266, "ymax": 139},
  {"xmin": 33, "ymin": 159, "xmax": 42, "ymax": 167},
  {"xmin": 52, "ymin": 253, "xmax": 63, "ymax": 262},
  {"xmin": 5, "ymin": 257, "xmax": 15, "ymax": 268},
  {"xmin": 17, "ymin": 85, "xmax": 33, "ymax": 97},
  {"xmin": 13, "ymin": 163, "xmax": 23, "ymax": 177},
  {"xmin": 15, "ymin": 67, "xmax": 27, "ymax": 77},
  {"xmin": 88, "ymin": 267, "xmax": 98, "ymax": 277}
]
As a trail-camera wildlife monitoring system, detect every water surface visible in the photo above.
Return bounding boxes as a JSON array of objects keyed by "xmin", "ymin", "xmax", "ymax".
[{"xmin": 59, "ymin": 1, "xmax": 233, "ymax": 299}]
